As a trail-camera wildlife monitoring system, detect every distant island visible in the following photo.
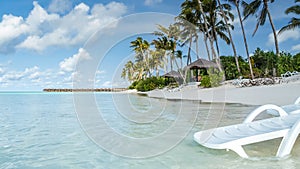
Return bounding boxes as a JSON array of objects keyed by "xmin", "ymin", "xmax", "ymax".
[{"xmin": 43, "ymin": 88, "xmax": 127, "ymax": 92}]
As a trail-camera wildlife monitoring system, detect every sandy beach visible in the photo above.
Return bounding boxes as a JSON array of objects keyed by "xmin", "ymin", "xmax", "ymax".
[{"xmin": 146, "ymin": 81, "xmax": 300, "ymax": 106}]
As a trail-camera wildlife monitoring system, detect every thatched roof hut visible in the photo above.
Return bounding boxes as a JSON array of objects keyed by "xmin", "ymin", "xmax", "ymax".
[
  {"xmin": 162, "ymin": 70, "xmax": 182, "ymax": 79},
  {"xmin": 187, "ymin": 58, "xmax": 218, "ymax": 69},
  {"xmin": 185, "ymin": 58, "xmax": 219, "ymax": 83},
  {"xmin": 162, "ymin": 70, "xmax": 183, "ymax": 84}
]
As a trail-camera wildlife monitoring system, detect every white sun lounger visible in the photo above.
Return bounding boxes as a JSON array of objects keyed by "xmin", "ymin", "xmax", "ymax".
[
  {"xmin": 267, "ymin": 97, "xmax": 300, "ymax": 116},
  {"xmin": 194, "ymin": 103, "xmax": 300, "ymax": 158}
]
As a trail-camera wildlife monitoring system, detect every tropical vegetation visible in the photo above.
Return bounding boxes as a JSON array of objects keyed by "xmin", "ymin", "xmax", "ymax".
[{"xmin": 122, "ymin": 0, "xmax": 300, "ymax": 91}]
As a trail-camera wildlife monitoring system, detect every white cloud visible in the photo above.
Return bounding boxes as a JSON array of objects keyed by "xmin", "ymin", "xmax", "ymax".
[
  {"xmin": 59, "ymin": 48, "xmax": 91, "ymax": 72},
  {"xmin": 0, "ymin": 64, "xmax": 81, "ymax": 89},
  {"xmin": 29, "ymin": 71, "xmax": 40, "ymax": 80},
  {"xmin": 0, "ymin": 66, "xmax": 39, "ymax": 82},
  {"xmin": 267, "ymin": 29, "xmax": 300, "ymax": 45},
  {"xmin": 0, "ymin": 15, "xmax": 29, "ymax": 52},
  {"xmin": 292, "ymin": 44, "xmax": 300, "ymax": 51},
  {"xmin": 48, "ymin": 0, "xmax": 72, "ymax": 14},
  {"xmin": 0, "ymin": 1, "xmax": 127, "ymax": 53},
  {"xmin": 144, "ymin": 0, "xmax": 163, "ymax": 6}
]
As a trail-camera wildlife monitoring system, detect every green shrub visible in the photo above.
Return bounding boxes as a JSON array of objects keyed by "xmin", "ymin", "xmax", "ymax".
[
  {"xmin": 128, "ymin": 81, "xmax": 138, "ymax": 89},
  {"xmin": 131, "ymin": 77, "xmax": 166, "ymax": 92},
  {"xmin": 200, "ymin": 68, "xmax": 224, "ymax": 88},
  {"xmin": 294, "ymin": 53, "xmax": 300, "ymax": 71},
  {"xmin": 200, "ymin": 75, "xmax": 211, "ymax": 88}
]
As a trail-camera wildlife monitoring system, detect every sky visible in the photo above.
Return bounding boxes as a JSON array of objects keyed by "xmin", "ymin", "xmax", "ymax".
[{"xmin": 0, "ymin": 0, "xmax": 298, "ymax": 91}]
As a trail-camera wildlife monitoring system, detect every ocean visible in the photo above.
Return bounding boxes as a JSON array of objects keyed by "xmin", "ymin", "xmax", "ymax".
[{"xmin": 0, "ymin": 92, "xmax": 299, "ymax": 169}]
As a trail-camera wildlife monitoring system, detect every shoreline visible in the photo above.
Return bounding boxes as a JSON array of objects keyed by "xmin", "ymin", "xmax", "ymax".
[{"xmin": 145, "ymin": 81, "xmax": 300, "ymax": 106}]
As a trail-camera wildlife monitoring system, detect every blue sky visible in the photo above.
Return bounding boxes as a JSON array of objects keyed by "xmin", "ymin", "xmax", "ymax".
[{"xmin": 0, "ymin": 0, "xmax": 298, "ymax": 91}]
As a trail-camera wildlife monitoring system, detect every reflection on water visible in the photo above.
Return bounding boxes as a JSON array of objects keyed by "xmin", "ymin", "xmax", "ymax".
[{"xmin": 0, "ymin": 92, "xmax": 299, "ymax": 168}]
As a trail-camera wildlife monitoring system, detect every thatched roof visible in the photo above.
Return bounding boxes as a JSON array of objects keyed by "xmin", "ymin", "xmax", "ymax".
[
  {"xmin": 162, "ymin": 70, "xmax": 182, "ymax": 78},
  {"xmin": 187, "ymin": 58, "xmax": 218, "ymax": 69}
]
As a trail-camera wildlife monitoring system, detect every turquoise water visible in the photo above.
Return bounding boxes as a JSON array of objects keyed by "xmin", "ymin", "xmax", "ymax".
[{"xmin": 0, "ymin": 92, "xmax": 300, "ymax": 169}]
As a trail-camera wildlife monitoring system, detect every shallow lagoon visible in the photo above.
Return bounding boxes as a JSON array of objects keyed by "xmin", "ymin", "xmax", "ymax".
[{"xmin": 0, "ymin": 92, "xmax": 300, "ymax": 169}]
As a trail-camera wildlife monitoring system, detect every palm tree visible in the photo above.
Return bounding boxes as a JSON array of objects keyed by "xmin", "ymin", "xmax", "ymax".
[
  {"xmin": 121, "ymin": 61, "xmax": 136, "ymax": 82},
  {"xmin": 243, "ymin": 0, "xmax": 280, "ymax": 56},
  {"xmin": 130, "ymin": 37, "xmax": 151, "ymax": 78},
  {"xmin": 216, "ymin": 0, "xmax": 241, "ymax": 74},
  {"xmin": 278, "ymin": 0, "xmax": 300, "ymax": 34},
  {"xmin": 227, "ymin": 0, "xmax": 254, "ymax": 79},
  {"xmin": 207, "ymin": 19, "xmax": 231, "ymax": 56},
  {"xmin": 153, "ymin": 24, "xmax": 181, "ymax": 71},
  {"xmin": 152, "ymin": 36, "xmax": 169, "ymax": 73},
  {"xmin": 176, "ymin": 2, "xmax": 198, "ymax": 65},
  {"xmin": 197, "ymin": 0, "xmax": 222, "ymax": 71},
  {"xmin": 149, "ymin": 49, "xmax": 165, "ymax": 77},
  {"xmin": 178, "ymin": 0, "xmax": 213, "ymax": 62}
]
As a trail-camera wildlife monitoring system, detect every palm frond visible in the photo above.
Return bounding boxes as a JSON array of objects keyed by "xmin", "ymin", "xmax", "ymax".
[
  {"xmin": 242, "ymin": 0, "xmax": 261, "ymax": 20},
  {"xmin": 259, "ymin": 6, "xmax": 268, "ymax": 26},
  {"xmin": 278, "ymin": 18, "xmax": 300, "ymax": 34},
  {"xmin": 285, "ymin": 5, "xmax": 300, "ymax": 15},
  {"xmin": 218, "ymin": 31, "xmax": 230, "ymax": 44}
]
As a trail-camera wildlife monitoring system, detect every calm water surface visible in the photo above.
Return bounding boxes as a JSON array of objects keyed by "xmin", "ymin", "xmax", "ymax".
[{"xmin": 0, "ymin": 92, "xmax": 299, "ymax": 169}]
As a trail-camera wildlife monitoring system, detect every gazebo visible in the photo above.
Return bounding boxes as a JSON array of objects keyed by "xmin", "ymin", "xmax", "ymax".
[
  {"xmin": 162, "ymin": 70, "xmax": 183, "ymax": 84},
  {"xmin": 186, "ymin": 58, "xmax": 219, "ymax": 82}
]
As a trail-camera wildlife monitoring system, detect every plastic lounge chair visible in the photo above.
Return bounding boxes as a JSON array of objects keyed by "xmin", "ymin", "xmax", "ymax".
[
  {"xmin": 194, "ymin": 104, "xmax": 300, "ymax": 158},
  {"xmin": 267, "ymin": 97, "xmax": 300, "ymax": 116}
]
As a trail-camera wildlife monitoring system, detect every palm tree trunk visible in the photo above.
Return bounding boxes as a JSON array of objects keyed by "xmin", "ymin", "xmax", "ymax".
[
  {"xmin": 236, "ymin": 1, "xmax": 254, "ymax": 79},
  {"xmin": 214, "ymin": 33, "xmax": 220, "ymax": 56},
  {"xmin": 163, "ymin": 51, "xmax": 168, "ymax": 73},
  {"xmin": 187, "ymin": 35, "xmax": 192, "ymax": 65},
  {"xmin": 195, "ymin": 35, "xmax": 199, "ymax": 59},
  {"xmin": 217, "ymin": 0, "xmax": 241, "ymax": 74},
  {"xmin": 170, "ymin": 54, "xmax": 173, "ymax": 71},
  {"xmin": 204, "ymin": 34, "xmax": 211, "ymax": 61},
  {"xmin": 267, "ymin": 9, "xmax": 280, "ymax": 56}
]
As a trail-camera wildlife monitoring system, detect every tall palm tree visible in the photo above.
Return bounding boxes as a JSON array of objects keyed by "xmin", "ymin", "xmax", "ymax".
[
  {"xmin": 130, "ymin": 37, "xmax": 151, "ymax": 78},
  {"xmin": 278, "ymin": 0, "xmax": 300, "ymax": 34},
  {"xmin": 149, "ymin": 49, "xmax": 165, "ymax": 77},
  {"xmin": 152, "ymin": 36, "xmax": 170, "ymax": 73},
  {"xmin": 216, "ymin": 0, "xmax": 241, "ymax": 74},
  {"xmin": 178, "ymin": 0, "xmax": 212, "ymax": 62},
  {"xmin": 197, "ymin": 0, "xmax": 222, "ymax": 71},
  {"xmin": 207, "ymin": 19, "xmax": 232, "ymax": 56},
  {"xmin": 121, "ymin": 61, "xmax": 135, "ymax": 82},
  {"xmin": 228, "ymin": 0, "xmax": 254, "ymax": 79},
  {"xmin": 176, "ymin": 3, "xmax": 198, "ymax": 65},
  {"xmin": 153, "ymin": 24, "xmax": 181, "ymax": 71},
  {"xmin": 243, "ymin": 0, "xmax": 280, "ymax": 56}
]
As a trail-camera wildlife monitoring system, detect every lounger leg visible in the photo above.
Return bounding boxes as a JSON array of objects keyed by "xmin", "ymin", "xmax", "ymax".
[
  {"xmin": 230, "ymin": 146, "xmax": 249, "ymax": 158},
  {"xmin": 277, "ymin": 119, "xmax": 300, "ymax": 158}
]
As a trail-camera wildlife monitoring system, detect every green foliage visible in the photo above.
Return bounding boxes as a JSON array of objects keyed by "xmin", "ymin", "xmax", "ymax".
[
  {"xmin": 293, "ymin": 53, "xmax": 300, "ymax": 71},
  {"xmin": 200, "ymin": 68, "xmax": 224, "ymax": 88},
  {"xmin": 220, "ymin": 56, "xmax": 249, "ymax": 80},
  {"xmin": 200, "ymin": 75, "xmax": 211, "ymax": 88},
  {"xmin": 128, "ymin": 81, "xmax": 138, "ymax": 89},
  {"xmin": 130, "ymin": 77, "xmax": 166, "ymax": 92},
  {"xmin": 251, "ymin": 48, "xmax": 278, "ymax": 77},
  {"xmin": 221, "ymin": 49, "xmax": 300, "ymax": 80},
  {"xmin": 277, "ymin": 52, "xmax": 294, "ymax": 75},
  {"xmin": 221, "ymin": 56, "xmax": 240, "ymax": 80}
]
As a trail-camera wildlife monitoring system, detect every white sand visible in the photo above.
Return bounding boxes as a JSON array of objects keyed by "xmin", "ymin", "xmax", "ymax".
[{"xmin": 147, "ymin": 81, "xmax": 300, "ymax": 106}]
